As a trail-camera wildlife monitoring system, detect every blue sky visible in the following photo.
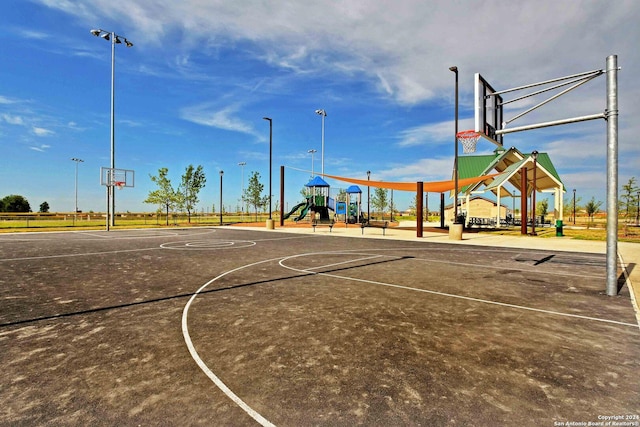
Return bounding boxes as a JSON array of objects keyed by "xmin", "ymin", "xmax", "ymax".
[{"xmin": 1, "ymin": 0, "xmax": 638, "ymax": 214}]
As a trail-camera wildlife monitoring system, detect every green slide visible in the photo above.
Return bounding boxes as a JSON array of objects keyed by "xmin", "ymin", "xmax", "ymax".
[
  {"xmin": 283, "ymin": 201, "xmax": 308, "ymax": 220},
  {"xmin": 294, "ymin": 203, "xmax": 310, "ymax": 221}
]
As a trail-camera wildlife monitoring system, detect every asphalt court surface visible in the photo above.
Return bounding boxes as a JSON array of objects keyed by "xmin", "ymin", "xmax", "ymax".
[{"xmin": 1, "ymin": 228, "xmax": 638, "ymax": 426}]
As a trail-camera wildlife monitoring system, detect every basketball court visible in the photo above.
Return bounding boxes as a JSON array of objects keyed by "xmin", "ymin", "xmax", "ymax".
[{"xmin": 1, "ymin": 227, "xmax": 638, "ymax": 426}]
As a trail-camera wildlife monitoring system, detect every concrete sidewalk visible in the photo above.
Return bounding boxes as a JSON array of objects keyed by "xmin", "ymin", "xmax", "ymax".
[{"xmin": 232, "ymin": 221, "xmax": 640, "ymax": 326}]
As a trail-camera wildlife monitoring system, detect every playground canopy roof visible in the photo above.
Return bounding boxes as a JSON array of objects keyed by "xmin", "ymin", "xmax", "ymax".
[
  {"xmin": 306, "ymin": 176, "xmax": 330, "ymax": 187},
  {"xmin": 346, "ymin": 185, "xmax": 362, "ymax": 194}
]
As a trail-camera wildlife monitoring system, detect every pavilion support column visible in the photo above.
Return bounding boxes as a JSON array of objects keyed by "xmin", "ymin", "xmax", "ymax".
[
  {"xmin": 496, "ymin": 187, "xmax": 502, "ymax": 226},
  {"xmin": 440, "ymin": 193, "xmax": 445, "ymax": 228},
  {"xmin": 417, "ymin": 182, "xmax": 423, "ymax": 238},
  {"xmin": 521, "ymin": 167, "xmax": 528, "ymax": 235}
]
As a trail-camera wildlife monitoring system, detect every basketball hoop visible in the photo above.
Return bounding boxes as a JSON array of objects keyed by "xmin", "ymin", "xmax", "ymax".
[
  {"xmin": 456, "ymin": 130, "xmax": 481, "ymax": 154},
  {"xmin": 115, "ymin": 181, "xmax": 125, "ymax": 190}
]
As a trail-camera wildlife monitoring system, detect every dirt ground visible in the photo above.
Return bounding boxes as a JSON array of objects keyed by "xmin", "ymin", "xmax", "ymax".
[{"xmin": 0, "ymin": 227, "xmax": 638, "ymax": 426}]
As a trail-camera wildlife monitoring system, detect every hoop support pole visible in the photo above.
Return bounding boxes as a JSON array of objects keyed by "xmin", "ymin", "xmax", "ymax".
[
  {"xmin": 495, "ymin": 113, "xmax": 605, "ymax": 135},
  {"xmin": 605, "ymin": 54, "xmax": 619, "ymax": 296}
]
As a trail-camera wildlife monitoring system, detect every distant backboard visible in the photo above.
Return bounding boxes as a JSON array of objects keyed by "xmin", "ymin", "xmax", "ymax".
[
  {"xmin": 474, "ymin": 73, "xmax": 503, "ymax": 146},
  {"xmin": 100, "ymin": 167, "xmax": 135, "ymax": 188}
]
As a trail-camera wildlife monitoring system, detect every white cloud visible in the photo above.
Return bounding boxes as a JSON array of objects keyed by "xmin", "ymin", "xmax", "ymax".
[
  {"xmin": 35, "ymin": 1, "xmax": 639, "ymax": 107},
  {"xmin": 2, "ymin": 114, "xmax": 25, "ymax": 125},
  {"xmin": 397, "ymin": 118, "xmax": 475, "ymax": 147},
  {"xmin": 29, "ymin": 144, "xmax": 51, "ymax": 152},
  {"xmin": 32, "ymin": 126, "xmax": 54, "ymax": 136},
  {"xmin": 0, "ymin": 95, "xmax": 18, "ymax": 105},
  {"xmin": 180, "ymin": 103, "xmax": 262, "ymax": 140}
]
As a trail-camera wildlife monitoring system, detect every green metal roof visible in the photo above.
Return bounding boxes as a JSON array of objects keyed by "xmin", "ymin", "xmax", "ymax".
[{"xmin": 455, "ymin": 149, "xmax": 564, "ymax": 195}]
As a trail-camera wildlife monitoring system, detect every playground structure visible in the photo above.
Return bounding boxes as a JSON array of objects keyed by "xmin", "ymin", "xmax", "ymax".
[{"xmin": 282, "ymin": 176, "xmax": 336, "ymax": 223}]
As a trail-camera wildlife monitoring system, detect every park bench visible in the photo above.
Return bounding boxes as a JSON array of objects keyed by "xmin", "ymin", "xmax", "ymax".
[
  {"xmin": 312, "ymin": 218, "xmax": 334, "ymax": 232},
  {"xmin": 361, "ymin": 220, "xmax": 389, "ymax": 235}
]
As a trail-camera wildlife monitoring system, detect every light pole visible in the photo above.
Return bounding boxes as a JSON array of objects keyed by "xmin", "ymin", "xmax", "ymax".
[
  {"xmin": 367, "ymin": 170, "xmax": 371, "ymax": 223},
  {"xmin": 573, "ymin": 188, "xmax": 576, "ymax": 225},
  {"xmin": 531, "ymin": 150, "xmax": 538, "ymax": 236},
  {"xmin": 449, "ymin": 66, "xmax": 459, "ymax": 224},
  {"xmin": 219, "ymin": 170, "xmax": 224, "ymax": 225},
  {"xmin": 71, "ymin": 158, "xmax": 84, "ymax": 223},
  {"xmin": 90, "ymin": 29, "xmax": 133, "ymax": 227},
  {"xmin": 263, "ymin": 117, "xmax": 273, "ymax": 226},
  {"xmin": 238, "ymin": 162, "xmax": 246, "ymax": 220},
  {"xmin": 315, "ymin": 109, "xmax": 327, "ymax": 176},
  {"xmin": 308, "ymin": 149, "xmax": 317, "ymax": 177}
]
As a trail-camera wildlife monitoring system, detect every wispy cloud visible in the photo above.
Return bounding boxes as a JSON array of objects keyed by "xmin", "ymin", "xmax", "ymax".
[
  {"xmin": 2, "ymin": 114, "xmax": 25, "ymax": 125},
  {"xmin": 0, "ymin": 95, "xmax": 18, "ymax": 105},
  {"xmin": 32, "ymin": 126, "xmax": 54, "ymax": 136},
  {"xmin": 397, "ymin": 119, "xmax": 475, "ymax": 147},
  {"xmin": 180, "ymin": 103, "xmax": 262, "ymax": 140},
  {"xmin": 29, "ymin": 144, "xmax": 51, "ymax": 152}
]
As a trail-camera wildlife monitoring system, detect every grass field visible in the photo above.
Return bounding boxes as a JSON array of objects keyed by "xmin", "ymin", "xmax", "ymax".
[{"xmin": 1, "ymin": 212, "xmax": 639, "ymax": 243}]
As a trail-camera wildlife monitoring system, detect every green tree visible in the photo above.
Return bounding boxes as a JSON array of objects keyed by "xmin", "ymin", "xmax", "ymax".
[
  {"xmin": 536, "ymin": 199, "xmax": 548, "ymax": 218},
  {"xmin": 620, "ymin": 177, "xmax": 638, "ymax": 222},
  {"xmin": 179, "ymin": 164, "xmax": 206, "ymax": 223},
  {"xmin": 584, "ymin": 197, "xmax": 603, "ymax": 228},
  {"xmin": 244, "ymin": 171, "xmax": 265, "ymax": 221},
  {"xmin": 1, "ymin": 195, "xmax": 31, "ymax": 212},
  {"xmin": 39, "ymin": 201, "xmax": 50, "ymax": 213},
  {"xmin": 144, "ymin": 168, "xmax": 180, "ymax": 226},
  {"xmin": 372, "ymin": 187, "xmax": 389, "ymax": 219}
]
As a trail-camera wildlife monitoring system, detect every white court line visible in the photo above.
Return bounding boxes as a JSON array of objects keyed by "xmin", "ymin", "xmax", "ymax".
[
  {"xmin": 278, "ymin": 252, "xmax": 637, "ymax": 328},
  {"xmin": 0, "ymin": 247, "xmax": 160, "ymax": 262},
  {"xmin": 182, "ymin": 257, "xmax": 286, "ymax": 427},
  {"xmin": 406, "ymin": 255, "xmax": 603, "ymax": 279},
  {"xmin": 297, "ymin": 254, "xmax": 387, "ymax": 272}
]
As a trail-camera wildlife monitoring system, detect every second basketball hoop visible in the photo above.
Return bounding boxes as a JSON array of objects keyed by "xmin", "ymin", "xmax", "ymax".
[{"xmin": 456, "ymin": 130, "xmax": 481, "ymax": 154}]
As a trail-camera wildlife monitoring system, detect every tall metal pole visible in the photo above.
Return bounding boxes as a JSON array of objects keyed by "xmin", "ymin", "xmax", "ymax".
[
  {"xmin": 449, "ymin": 66, "xmax": 459, "ymax": 224},
  {"xmin": 110, "ymin": 32, "xmax": 115, "ymax": 227},
  {"xmin": 573, "ymin": 188, "xmax": 576, "ymax": 225},
  {"xmin": 316, "ymin": 109, "xmax": 326, "ymax": 176},
  {"xmin": 238, "ymin": 162, "xmax": 246, "ymax": 220},
  {"xmin": 219, "ymin": 170, "xmax": 224, "ymax": 225},
  {"xmin": 71, "ymin": 158, "xmax": 84, "ymax": 224},
  {"xmin": 263, "ymin": 117, "xmax": 273, "ymax": 220},
  {"xmin": 91, "ymin": 29, "xmax": 133, "ymax": 228},
  {"xmin": 605, "ymin": 55, "xmax": 619, "ymax": 296}
]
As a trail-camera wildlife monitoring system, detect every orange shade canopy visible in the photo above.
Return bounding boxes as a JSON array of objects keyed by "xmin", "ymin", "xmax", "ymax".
[{"xmin": 321, "ymin": 173, "xmax": 499, "ymax": 193}]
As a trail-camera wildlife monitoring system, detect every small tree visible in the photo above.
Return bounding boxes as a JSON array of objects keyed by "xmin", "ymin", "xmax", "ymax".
[
  {"xmin": 536, "ymin": 199, "xmax": 548, "ymax": 221},
  {"xmin": 620, "ymin": 177, "xmax": 638, "ymax": 222},
  {"xmin": 372, "ymin": 187, "xmax": 389, "ymax": 219},
  {"xmin": 39, "ymin": 201, "xmax": 50, "ymax": 213},
  {"xmin": 584, "ymin": 197, "xmax": 603, "ymax": 228},
  {"xmin": 179, "ymin": 164, "xmax": 206, "ymax": 223},
  {"xmin": 244, "ymin": 171, "xmax": 265, "ymax": 221},
  {"xmin": 144, "ymin": 167, "xmax": 180, "ymax": 226}
]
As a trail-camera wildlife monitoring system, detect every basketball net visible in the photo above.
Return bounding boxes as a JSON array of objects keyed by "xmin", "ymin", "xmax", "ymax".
[
  {"xmin": 115, "ymin": 181, "xmax": 125, "ymax": 190},
  {"xmin": 456, "ymin": 130, "xmax": 481, "ymax": 154}
]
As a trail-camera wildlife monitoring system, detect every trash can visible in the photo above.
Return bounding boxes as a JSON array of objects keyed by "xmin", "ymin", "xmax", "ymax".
[{"xmin": 555, "ymin": 219, "xmax": 564, "ymax": 237}]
